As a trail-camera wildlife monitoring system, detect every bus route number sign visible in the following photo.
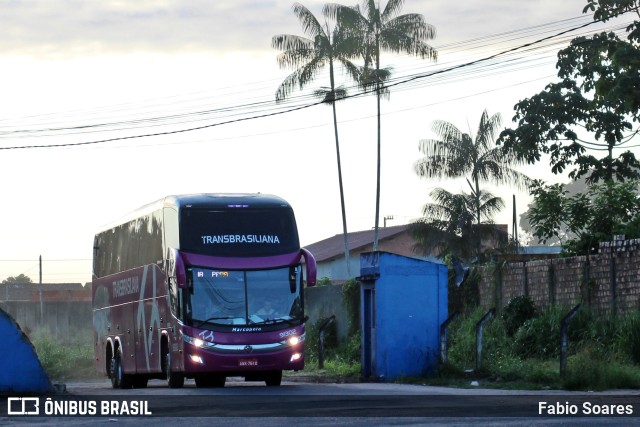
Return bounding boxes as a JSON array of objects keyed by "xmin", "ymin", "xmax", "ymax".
[{"xmin": 239, "ymin": 359, "xmax": 258, "ymax": 367}]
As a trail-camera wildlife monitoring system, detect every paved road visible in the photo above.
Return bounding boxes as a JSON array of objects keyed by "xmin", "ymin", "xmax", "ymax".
[{"xmin": 2, "ymin": 378, "xmax": 640, "ymax": 426}]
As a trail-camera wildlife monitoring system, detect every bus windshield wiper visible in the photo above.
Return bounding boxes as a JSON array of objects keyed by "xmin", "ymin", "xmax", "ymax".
[
  {"xmin": 249, "ymin": 317, "xmax": 298, "ymax": 326},
  {"xmin": 194, "ymin": 316, "xmax": 236, "ymax": 328}
]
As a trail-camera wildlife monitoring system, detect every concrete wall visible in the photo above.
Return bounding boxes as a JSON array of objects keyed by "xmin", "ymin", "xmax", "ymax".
[
  {"xmin": 0, "ymin": 283, "xmax": 91, "ymax": 339},
  {"xmin": 304, "ymin": 284, "xmax": 351, "ymax": 343},
  {"xmin": 477, "ymin": 239, "xmax": 640, "ymax": 314}
]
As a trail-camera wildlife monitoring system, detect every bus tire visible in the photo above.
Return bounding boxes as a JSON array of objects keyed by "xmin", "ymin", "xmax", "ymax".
[
  {"xmin": 165, "ymin": 352, "xmax": 184, "ymax": 388},
  {"xmin": 111, "ymin": 348, "xmax": 132, "ymax": 389},
  {"xmin": 265, "ymin": 370, "xmax": 282, "ymax": 387}
]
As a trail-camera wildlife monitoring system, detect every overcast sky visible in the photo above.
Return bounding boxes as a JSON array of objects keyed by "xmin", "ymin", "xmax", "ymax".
[{"xmin": 0, "ymin": 0, "xmax": 634, "ymax": 283}]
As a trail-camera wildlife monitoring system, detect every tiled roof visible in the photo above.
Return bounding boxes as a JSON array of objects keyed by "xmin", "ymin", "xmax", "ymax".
[{"xmin": 303, "ymin": 224, "xmax": 409, "ymax": 262}]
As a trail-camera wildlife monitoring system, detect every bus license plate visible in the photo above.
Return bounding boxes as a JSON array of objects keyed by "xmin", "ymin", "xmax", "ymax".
[{"xmin": 239, "ymin": 359, "xmax": 258, "ymax": 367}]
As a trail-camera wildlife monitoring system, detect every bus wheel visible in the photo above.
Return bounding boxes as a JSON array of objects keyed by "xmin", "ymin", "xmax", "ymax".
[
  {"xmin": 111, "ymin": 348, "xmax": 132, "ymax": 389},
  {"xmin": 265, "ymin": 370, "xmax": 282, "ymax": 387},
  {"xmin": 165, "ymin": 352, "xmax": 184, "ymax": 388}
]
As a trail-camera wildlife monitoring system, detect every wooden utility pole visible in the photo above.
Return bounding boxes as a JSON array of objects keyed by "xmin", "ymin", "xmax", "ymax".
[{"xmin": 39, "ymin": 255, "xmax": 43, "ymax": 327}]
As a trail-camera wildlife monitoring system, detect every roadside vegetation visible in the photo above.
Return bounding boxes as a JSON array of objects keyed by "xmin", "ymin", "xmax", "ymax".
[
  {"xmin": 30, "ymin": 330, "xmax": 101, "ymax": 382},
  {"xmin": 431, "ymin": 297, "xmax": 640, "ymax": 390}
]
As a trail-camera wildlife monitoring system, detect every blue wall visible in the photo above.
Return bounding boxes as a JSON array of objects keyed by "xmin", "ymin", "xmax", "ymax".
[
  {"xmin": 0, "ymin": 308, "xmax": 52, "ymax": 394},
  {"xmin": 360, "ymin": 252, "xmax": 448, "ymax": 381}
]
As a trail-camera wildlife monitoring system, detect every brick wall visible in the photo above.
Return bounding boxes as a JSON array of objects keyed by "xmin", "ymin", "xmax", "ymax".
[{"xmin": 476, "ymin": 239, "xmax": 640, "ymax": 315}]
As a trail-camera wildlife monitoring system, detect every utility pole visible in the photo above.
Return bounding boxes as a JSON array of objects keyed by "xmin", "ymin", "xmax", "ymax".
[{"xmin": 39, "ymin": 255, "xmax": 43, "ymax": 327}]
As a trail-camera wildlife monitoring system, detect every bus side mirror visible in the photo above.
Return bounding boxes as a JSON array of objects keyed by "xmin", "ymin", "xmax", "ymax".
[
  {"xmin": 168, "ymin": 248, "xmax": 187, "ymax": 288},
  {"xmin": 300, "ymin": 248, "xmax": 316, "ymax": 287}
]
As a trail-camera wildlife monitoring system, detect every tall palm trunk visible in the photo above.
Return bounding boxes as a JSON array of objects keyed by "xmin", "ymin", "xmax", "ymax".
[
  {"xmin": 373, "ymin": 34, "xmax": 382, "ymax": 251},
  {"xmin": 329, "ymin": 49, "xmax": 351, "ymax": 277},
  {"xmin": 475, "ymin": 177, "xmax": 482, "ymax": 257}
]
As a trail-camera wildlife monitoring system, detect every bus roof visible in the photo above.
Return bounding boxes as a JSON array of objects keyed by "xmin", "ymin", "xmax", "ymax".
[
  {"xmin": 162, "ymin": 193, "xmax": 291, "ymax": 210},
  {"xmin": 96, "ymin": 193, "xmax": 293, "ymax": 234}
]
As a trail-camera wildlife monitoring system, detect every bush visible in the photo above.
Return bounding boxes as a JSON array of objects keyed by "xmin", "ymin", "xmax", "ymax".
[
  {"xmin": 513, "ymin": 306, "xmax": 570, "ymax": 359},
  {"xmin": 615, "ymin": 310, "xmax": 640, "ymax": 364},
  {"xmin": 305, "ymin": 316, "xmax": 338, "ymax": 361},
  {"xmin": 30, "ymin": 330, "xmax": 98, "ymax": 381},
  {"xmin": 562, "ymin": 349, "xmax": 640, "ymax": 390},
  {"xmin": 501, "ymin": 296, "xmax": 536, "ymax": 337}
]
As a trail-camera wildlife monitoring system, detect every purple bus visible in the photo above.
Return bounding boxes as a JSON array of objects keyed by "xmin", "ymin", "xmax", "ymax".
[{"xmin": 92, "ymin": 194, "xmax": 317, "ymax": 388}]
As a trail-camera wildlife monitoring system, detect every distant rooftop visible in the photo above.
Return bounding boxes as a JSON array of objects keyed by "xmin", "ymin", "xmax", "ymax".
[
  {"xmin": 304, "ymin": 225, "xmax": 409, "ymax": 262},
  {"xmin": 518, "ymin": 246, "xmax": 562, "ymax": 255}
]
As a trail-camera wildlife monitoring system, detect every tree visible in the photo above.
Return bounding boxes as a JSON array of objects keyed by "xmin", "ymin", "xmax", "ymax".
[
  {"xmin": 527, "ymin": 179, "xmax": 640, "ymax": 254},
  {"xmin": 410, "ymin": 187, "xmax": 506, "ymax": 260},
  {"xmin": 519, "ymin": 178, "xmax": 589, "ymax": 245},
  {"xmin": 328, "ymin": 0, "xmax": 437, "ymax": 250},
  {"xmin": 414, "ymin": 109, "xmax": 530, "ymax": 254},
  {"xmin": 2, "ymin": 274, "xmax": 33, "ymax": 284},
  {"xmin": 272, "ymin": 3, "xmax": 361, "ymax": 276},
  {"xmin": 498, "ymin": 1, "xmax": 640, "ymax": 183}
]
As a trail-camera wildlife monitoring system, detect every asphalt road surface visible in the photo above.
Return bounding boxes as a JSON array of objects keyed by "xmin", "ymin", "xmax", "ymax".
[{"xmin": 2, "ymin": 378, "xmax": 640, "ymax": 426}]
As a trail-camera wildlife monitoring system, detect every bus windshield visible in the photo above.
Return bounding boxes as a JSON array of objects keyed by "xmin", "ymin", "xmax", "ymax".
[{"xmin": 189, "ymin": 266, "xmax": 303, "ymax": 328}]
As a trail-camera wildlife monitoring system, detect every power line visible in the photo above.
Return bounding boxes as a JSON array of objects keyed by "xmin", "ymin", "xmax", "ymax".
[
  {"xmin": 0, "ymin": 16, "xmax": 625, "ymax": 139},
  {"xmin": 0, "ymin": 12, "xmax": 634, "ymax": 151}
]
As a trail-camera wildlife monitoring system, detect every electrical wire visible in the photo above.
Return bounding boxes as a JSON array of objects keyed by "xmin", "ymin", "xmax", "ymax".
[{"xmin": 0, "ymin": 11, "xmax": 636, "ymax": 151}]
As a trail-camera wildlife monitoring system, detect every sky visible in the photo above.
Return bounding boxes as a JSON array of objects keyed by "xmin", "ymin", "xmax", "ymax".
[{"xmin": 0, "ymin": 0, "xmax": 636, "ymax": 283}]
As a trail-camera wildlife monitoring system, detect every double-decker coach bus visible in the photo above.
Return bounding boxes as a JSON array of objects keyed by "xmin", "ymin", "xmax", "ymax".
[{"xmin": 92, "ymin": 193, "xmax": 317, "ymax": 388}]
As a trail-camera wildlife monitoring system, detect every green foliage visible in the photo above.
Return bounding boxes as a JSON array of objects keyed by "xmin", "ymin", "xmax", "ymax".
[
  {"xmin": 316, "ymin": 276, "xmax": 333, "ymax": 287},
  {"xmin": 341, "ymin": 279, "xmax": 360, "ymax": 336},
  {"xmin": 300, "ymin": 280, "xmax": 362, "ymax": 377},
  {"xmin": 30, "ymin": 330, "xmax": 99, "ymax": 381},
  {"xmin": 499, "ymin": 3, "xmax": 640, "ymax": 183},
  {"xmin": 305, "ymin": 317, "xmax": 338, "ymax": 360},
  {"xmin": 615, "ymin": 310, "xmax": 640, "ymax": 364},
  {"xmin": 303, "ymin": 319, "xmax": 360, "ymax": 377},
  {"xmin": 500, "ymin": 296, "xmax": 537, "ymax": 337},
  {"xmin": 562, "ymin": 349, "xmax": 640, "ymax": 391},
  {"xmin": 448, "ymin": 307, "xmax": 496, "ymax": 369},
  {"xmin": 2, "ymin": 274, "xmax": 33, "ymax": 284},
  {"xmin": 410, "ymin": 188, "xmax": 507, "ymax": 261},
  {"xmin": 412, "ymin": 109, "xmax": 528, "ymax": 260},
  {"xmin": 444, "ymin": 304, "xmax": 640, "ymax": 390},
  {"xmin": 527, "ymin": 180, "xmax": 640, "ymax": 254},
  {"xmin": 513, "ymin": 306, "xmax": 568, "ymax": 358}
]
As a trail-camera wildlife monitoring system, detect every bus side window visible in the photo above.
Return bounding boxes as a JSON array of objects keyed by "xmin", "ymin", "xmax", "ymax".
[{"xmin": 169, "ymin": 277, "xmax": 182, "ymax": 320}]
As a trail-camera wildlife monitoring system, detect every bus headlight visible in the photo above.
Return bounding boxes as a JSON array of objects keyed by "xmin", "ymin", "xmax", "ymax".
[
  {"xmin": 285, "ymin": 333, "xmax": 304, "ymax": 346},
  {"xmin": 290, "ymin": 353, "xmax": 302, "ymax": 362},
  {"xmin": 288, "ymin": 336, "xmax": 300, "ymax": 346},
  {"xmin": 189, "ymin": 354, "xmax": 204, "ymax": 364},
  {"xmin": 184, "ymin": 334, "xmax": 215, "ymax": 349}
]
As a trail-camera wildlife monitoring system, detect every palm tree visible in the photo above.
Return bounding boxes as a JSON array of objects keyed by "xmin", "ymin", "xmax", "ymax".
[
  {"xmin": 414, "ymin": 109, "xmax": 530, "ymax": 254},
  {"xmin": 272, "ymin": 3, "xmax": 360, "ymax": 277},
  {"xmin": 410, "ymin": 187, "xmax": 506, "ymax": 260},
  {"xmin": 327, "ymin": 0, "xmax": 437, "ymax": 250}
]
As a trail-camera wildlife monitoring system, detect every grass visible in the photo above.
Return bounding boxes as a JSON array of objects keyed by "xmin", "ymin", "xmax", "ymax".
[
  {"xmin": 434, "ymin": 304, "xmax": 640, "ymax": 391},
  {"xmin": 26, "ymin": 304, "xmax": 640, "ymax": 391},
  {"xmin": 29, "ymin": 329, "xmax": 102, "ymax": 382},
  {"xmin": 296, "ymin": 356, "xmax": 360, "ymax": 378}
]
